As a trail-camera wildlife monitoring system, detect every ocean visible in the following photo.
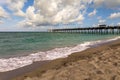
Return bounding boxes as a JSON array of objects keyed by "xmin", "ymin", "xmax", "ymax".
[{"xmin": 0, "ymin": 32, "xmax": 120, "ymax": 72}]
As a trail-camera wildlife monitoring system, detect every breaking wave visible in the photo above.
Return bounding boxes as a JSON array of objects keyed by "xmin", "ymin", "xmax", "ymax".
[{"xmin": 0, "ymin": 36, "xmax": 120, "ymax": 72}]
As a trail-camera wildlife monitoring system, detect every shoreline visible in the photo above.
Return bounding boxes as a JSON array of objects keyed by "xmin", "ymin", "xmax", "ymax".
[
  {"xmin": 0, "ymin": 36, "xmax": 119, "ymax": 72},
  {"xmin": 0, "ymin": 61, "xmax": 50, "ymax": 80},
  {"xmin": 0, "ymin": 38, "xmax": 119, "ymax": 80}
]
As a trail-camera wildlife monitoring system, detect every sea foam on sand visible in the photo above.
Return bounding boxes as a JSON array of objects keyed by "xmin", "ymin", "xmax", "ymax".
[{"xmin": 0, "ymin": 36, "xmax": 120, "ymax": 72}]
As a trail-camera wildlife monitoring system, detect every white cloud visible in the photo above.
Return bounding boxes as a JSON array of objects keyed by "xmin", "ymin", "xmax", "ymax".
[
  {"xmin": 52, "ymin": 6, "xmax": 80, "ymax": 24},
  {"xmin": 26, "ymin": 6, "xmax": 36, "ymax": 20},
  {"xmin": 92, "ymin": 24, "xmax": 99, "ymax": 27},
  {"xmin": 88, "ymin": 9, "xmax": 97, "ymax": 17},
  {"xmin": 68, "ymin": 14, "xmax": 84, "ymax": 23},
  {"xmin": 109, "ymin": 12, "xmax": 120, "ymax": 19},
  {"xmin": 118, "ymin": 22, "xmax": 120, "ymax": 25},
  {"xmin": 34, "ymin": 0, "xmax": 60, "ymax": 17},
  {"xmin": 99, "ymin": 19, "xmax": 106, "ymax": 23},
  {"xmin": 97, "ymin": 16, "xmax": 106, "ymax": 24},
  {"xmin": 94, "ymin": 0, "xmax": 104, "ymax": 7},
  {"xmin": 104, "ymin": 0, "xmax": 120, "ymax": 9},
  {"xmin": 0, "ymin": 6, "xmax": 9, "ymax": 24},
  {"xmin": 7, "ymin": 0, "xmax": 26, "ymax": 17},
  {"xmin": 93, "ymin": 0, "xmax": 120, "ymax": 9},
  {"xmin": 19, "ymin": 0, "xmax": 91, "ymax": 27},
  {"xmin": 0, "ymin": 6, "xmax": 9, "ymax": 19},
  {"xmin": 0, "ymin": 6, "xmax": 8, "ymax": 18},
  {"xmin": 14, "ymin": 10, "xmax": 25, "ymax": 17},
  {"xmin": 0, "ymin": 21, "xmax": 4, "ymax": 24}
]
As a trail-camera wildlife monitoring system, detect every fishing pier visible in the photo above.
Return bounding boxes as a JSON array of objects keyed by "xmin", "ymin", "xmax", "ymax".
[{"xmin": 51, "ymin": 25, "xmax": 120, "ymax": 34}]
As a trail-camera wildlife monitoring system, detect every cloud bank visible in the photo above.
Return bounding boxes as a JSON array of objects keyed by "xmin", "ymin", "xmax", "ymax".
[
  {"xmin": 19, "ymin": 0, "xmax": 93, "ymax": 27},
  {"xmin": 0, "ymin": 0, "xmax": 120, "ymax": 30}
]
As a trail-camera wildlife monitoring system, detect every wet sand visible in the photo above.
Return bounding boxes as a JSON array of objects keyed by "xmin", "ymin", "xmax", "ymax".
[
  {"xmin": 0, "ymin": 61, "xmax": 49, "ymax": 80},
  {"xmin": 0, "ymin": 39, "xmax": 120, "ymax": 80}
]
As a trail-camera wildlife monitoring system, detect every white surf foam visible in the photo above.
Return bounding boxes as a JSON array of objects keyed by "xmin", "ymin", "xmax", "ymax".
[{"xmin": 0, "ymin": 36, "xmax": 120, "ymax": 72}]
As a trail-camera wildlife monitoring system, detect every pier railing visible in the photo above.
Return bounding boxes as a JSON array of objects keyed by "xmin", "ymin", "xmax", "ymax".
[{"xmin": 51, "ymin": 26, "xmax": 120, "ymax": 34}]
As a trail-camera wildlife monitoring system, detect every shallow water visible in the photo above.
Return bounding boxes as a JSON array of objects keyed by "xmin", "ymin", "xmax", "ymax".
[
  {"xmin": 0, "ymin": 32, "xmax": 119, "ymax": 72},
  {"xmin": 0, "ymin": 32, "xmax": 119, "ymax": 57}
]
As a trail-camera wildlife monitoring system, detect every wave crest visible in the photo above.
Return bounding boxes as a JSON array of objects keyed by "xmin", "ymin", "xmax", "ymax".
[{"xmin": 0, "ymin": 36, "xmax": 120, "ymax": 72}]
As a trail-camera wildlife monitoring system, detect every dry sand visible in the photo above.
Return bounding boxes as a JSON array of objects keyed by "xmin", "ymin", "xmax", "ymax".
[{"xmin": 1, "ymin": 40, "xmax": 120, "ymax": 80}]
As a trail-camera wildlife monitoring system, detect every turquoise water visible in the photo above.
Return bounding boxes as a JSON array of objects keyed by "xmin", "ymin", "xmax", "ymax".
[
  {"xmin": 0, "ymin": 32, "xmax": 119, "ymax": 57},
  {"xmin": 0, "ymin": 32, "xmax": 120, "ymax": 72}
]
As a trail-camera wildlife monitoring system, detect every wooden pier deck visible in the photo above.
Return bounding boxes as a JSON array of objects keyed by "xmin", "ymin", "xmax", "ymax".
[{"xmin": 51, "ymin": 25, "xmax": 120, "ymax": 34}]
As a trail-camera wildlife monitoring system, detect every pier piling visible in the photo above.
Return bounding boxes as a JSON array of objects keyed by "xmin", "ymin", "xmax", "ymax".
[{"xmin": 51, "ymin": 25, "xmax": 120, "ymax": 34}]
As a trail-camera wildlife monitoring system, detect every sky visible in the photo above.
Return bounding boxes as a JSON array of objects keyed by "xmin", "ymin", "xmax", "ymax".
[{"xmin": 0, "ymin": 0, "xmax": 120, "ymax": 31}]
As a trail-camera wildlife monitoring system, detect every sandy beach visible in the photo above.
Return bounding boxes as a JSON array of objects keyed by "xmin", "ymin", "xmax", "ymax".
[
  {"xmin": 0, "ymin": 0, "xmax": 120, "ymax": 80},
  {"xmin": 0, "ymin": 39, "xmax": 120, "ymax": 80}
]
